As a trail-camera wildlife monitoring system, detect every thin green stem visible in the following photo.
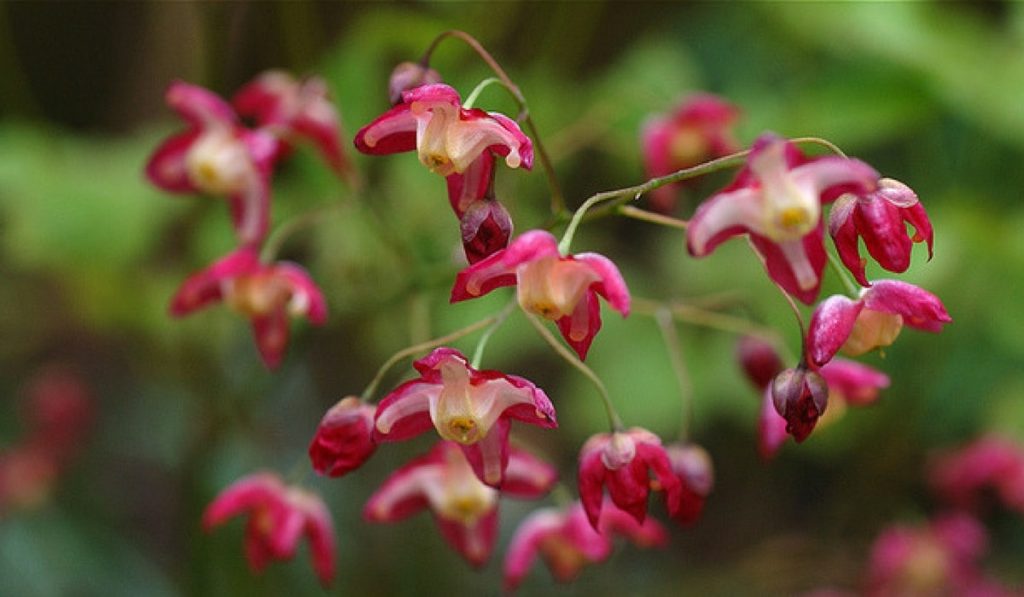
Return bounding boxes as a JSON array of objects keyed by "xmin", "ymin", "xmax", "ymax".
[
  {"xmin": 360, "ymin": 315, "xmax": 499, "ymax": 402},
  {"xmin": 827, "ymin": 250, "xmax": 861, "ymax": 297},
  {"xmin": 462, "ymin": 77, "xmax": 504, "ymax": 110},
  {"xmin": 617, "ymin": 205, "xmax": 689, "ymax": 230},
  {"xmin": 524, "ymin": 312, "xmax": 623, "ymax": 432},
  {"xmin": 654, "ymin": 307, "xmax": 694, "ymax": 441},
  {"xmin": 470, "ymin": 299, "xmax": 517, "ymax": 368},
  {"xmin": 261, "ymin": 200, "xmax": 347, "ymax": 262},
  {"xmin": 791, "ymin": 136, "xmax": 848, "ymax": 158},
  {"xmin": 420, "ymin": 29, "xmax": 565, "ymax": 216}
]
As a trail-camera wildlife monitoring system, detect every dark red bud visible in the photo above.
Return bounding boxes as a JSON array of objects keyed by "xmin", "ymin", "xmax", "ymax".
[
  {"xmin": 771, "ymin": 367, "xmax": 829, "ymax": 443},
  {"xmin": 460, "ymin": 199, "xmax": 513, "ymax": 264},
  {"xmin": 736, "ymin": 335, "xmax": 785, "ymax": 391}
]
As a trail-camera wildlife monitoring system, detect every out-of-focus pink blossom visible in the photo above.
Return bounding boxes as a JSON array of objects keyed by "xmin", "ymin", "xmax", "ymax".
[
  {"xmin": 308, "ymin": 396, "xmax": 377, "ymax": 478},
  {"xmin": 203, "ymin": 472, "xmax": 336, "ymax": 586},
  {"xmin": 170, "ymin": 247, "xmax": 327, "ymax": 369},
  {"xmin": 930, "ymin": 436, "xmax": 1024, "ymax": 515},
  {"xmin": 387, "ymin": 61, "xmax": 443, "ymax": 106},
  {"xmin": 663, "ymin": 443, "xmax": 714, "ymax": 526}
]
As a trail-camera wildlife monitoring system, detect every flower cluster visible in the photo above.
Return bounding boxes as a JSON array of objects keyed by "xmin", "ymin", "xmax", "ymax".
[{"xmin": 147, "ymin": 72, "xmax": 347, "ymax": 369}]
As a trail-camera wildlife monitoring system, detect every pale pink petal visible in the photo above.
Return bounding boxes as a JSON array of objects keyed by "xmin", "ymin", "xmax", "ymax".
[
  {"xmin": 353, "ymin": 103, "xmax": 417, "ymax": 155},
  {"xmin": 503, "ymin": 509, "xmax": 563, "ymax": 592},
  {"xmin": 373, "ymin": 381, "xmax": 439, "ymax": 442},
  {"xmin": 501, "ymin": 447, "xmax": 558, "ymax": 498},
  {"xmin": 251, "ymin": 309, "xmax": 290, "ymax": 369},
  {"xmin": 301, "ymin": 497, "xmax": 337, "ymax": 587},
  {"xmin": 274, "ymin": 263, "xmax": 328, "ymax": 324},
  {"xmin": 686, "ymin": 186, "xmax": 762, "ymax": 256},
  {"xmin": 202, "ymin": 472, "xmax": 281, "ymax": 529},
  {"xmin": 227, "ymin": 174, "xmax": 271, "ymax": 247},
  {"xmin": 862, "ymin": 280, "xmax": 951, "ymax": 332},
  {"xmin": 434, "ymin": 508, "xmax": 498, "ymax": 567},
  {"xmin": 461, "ymin": 418, "xmax": 510, "ymax": 487},
  {"xmin": 790, "ymin": 156, "xmax": 878, "ymax": 203},
  {"xmin": 363, "ymin": 457, "xmax": 437, "ymax": 522},
  {"xmin": 820, "ymin": 359, "xmax": 890, "ymax": 406}
]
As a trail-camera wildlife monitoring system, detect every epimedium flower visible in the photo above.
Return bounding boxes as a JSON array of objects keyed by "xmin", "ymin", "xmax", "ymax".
[
  {"xmin": 146, "ymin": 81, "xmax": 278, "ymax": 246},
  {"xmin": 577, "ymin": 427, "xmax": 683, "ymax": 529},
  {"xmin": 372, "ymin": 347, "xmax": 556, "ymax": 488},
  {"xmin": 771, "ymin": 365, "xmax": 829, "ymax": 443},
  {"xmin": 929, "ymin": 436, "xmax": 1024, "ymax": 515},
  {"xmin": 169, "ymin": 247, "xmax": 327, "ymax": 369},
  {"xmin": 806, "ymin": 280, "xmax": 951, "ymax": 368},
  {"xmin": 503, "ymin": 500, "xmax": 668, "ymax": 592},
  {"xmin": 202, "ymin": 472, "xmax": 336, "ymax": 587},
  {"xmin": 308, "ymin": 396, "xmax": 377, "ymax": 478},
  {"xmin": 829, "ymin": 178, "xmax": 933, "ymax": 287},
  {"xmin": 364, "ymin": 441, "xmax": 556, "ymax": 567},
  {"xmin": 641, "ymin": 93, "xmax": 741, "ymax": 213},
  {"xmin": 232, "ymin": 70, "xmax": 351, "ymax": 176},
  {"xmin": 686, "ymin": 133, "xmax": 878, "ymax": 304},
  {"xmin": 451, "ymin": 230, "xmax": 630, "ymax": 360},
  {"xmin": 354, "ymin": 83, "xmax": 533, "ymax": 178}
]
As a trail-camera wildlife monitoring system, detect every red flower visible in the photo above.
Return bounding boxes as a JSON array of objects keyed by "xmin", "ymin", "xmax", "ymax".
[
  {"xmin": 807, "ymin": 280, "xmax": 951, "ymax": 367},
  {"xmin": 663, "ymin": 443, "xmax": 714, "ymax": 526},
  {"xmin": 364, "ymin": 441, "xmax": 555, "ymax": 566},
  {"xmin": 372, "ymin": 347, "xmax": 556, "ymax": 487},
  {"xmin": 829, "ymin": 178, "xmax": 933, "ymax": 287},
  {"xmin": 503, "ymin": 501, "xmax": 668, "ymax": 592},
  {"xmin": 146, "ymin": 81, "xmax": 278, "ymax": 246},
  {"xmin": 308, "ymin": 396, "xmax": 377, "ymax": 477},
  {"xmin": 451, "ymin": 230, "xmax": 630, "ymax": 360},
  {"xmin": 170, "ymin": 247, "xmax": 327, "ymax": 369},
  {"xmin": 641, "ymin": 93, "xmax": 741, "ymax": 212},
  {"xmin": 203, "ymin": 472, "xmax": 336, "ymax": 586},
  {"xmin": 686, "ymin": 133, "xmax": 877, "ymax": 304},
  {"xmin": 577, "ymin": 427, "xmax": 682, "ymax": 529}
]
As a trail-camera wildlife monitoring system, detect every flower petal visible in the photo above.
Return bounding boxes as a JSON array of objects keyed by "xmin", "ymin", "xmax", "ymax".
[
  {"xmin": 461, "ymin": 418, "xmax": 511, "ymax": 487},
  {"xmin": 353, "ymin": 102, "xmax": 417, "ymax": 155},
  {"xmin": 502, "ymin": 447, "xmax": 558, "ymax": 498},
  {"xmin": 202, "ymin": 472, "xmax": 282, "ymax": 530},
  {"xmin": 274, "ymin": 263, "xmax": 328, "ymax": 324},
  {"xmin": 145, "ymin": 130, "xmax": 200, "ymax": 193},
  {"xmin": 556, "ymin": 292, "xmax": 602, "ymax": 360},
  {"xmin": 166, "ymin": 81, "xmax": 237, "ymax": 128},
  {"xmin": 450, "ymin": 230, "xmax": 561, "ymax": 302},
  {"xmin": 819, "ymin": 359, "xmax": 890, "ymax": 406},
  {"xmin": 807, "ymin": 294, "xmax": 864, "ymax": 367},
  {"xmin": 434, "ymin": 508, "xmax": 498, "ymax": 567},
  {"xmin": 750, "ymin": 226, "xmax": 827, "ymax": 305},
  {"xmin": 862, "ymin": 280, "xmax": 951, "ymax": 332},
  {"xmin": 169, "ymin": 247, "xmax": 261, "ymax": 317},
  {"xmin": 373, "ymin": 380, "xmax": 439, "ymax": 441},
  {"xmin": 574, "ymin": 253, "xmax": 631, "ymax": 317},
  {"xmin": 251, "ymin": 308, "xmax": 291, "ymax": 369},
  {"xmin": 686, "ymin": 186, "xmax": 761, "ymax": 256}
]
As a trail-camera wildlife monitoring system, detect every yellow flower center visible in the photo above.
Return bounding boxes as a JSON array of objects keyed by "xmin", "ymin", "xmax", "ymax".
[{"xmin": 225, "ymin": 274, "xmax": 291, "ymax": 317}]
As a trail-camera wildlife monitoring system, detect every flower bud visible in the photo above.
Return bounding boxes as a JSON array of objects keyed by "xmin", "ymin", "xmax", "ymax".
[
  {"xmin": 388, "ymin": 61, "xmax": 443, "ymax": 105},
  {"xmin": 665, "ymin": 443, "xmax": 714, "ymax": 526},
  {"xmin": 771, "ymin": 367, "xmax": 829, "ymax": 442},
  {"xmin": 308, "ymin": 396, "xmax": 377, "ymax": 477},
  {"xmin": 460, "ymin": 199, "xmax": 513, "ymax": 264}
]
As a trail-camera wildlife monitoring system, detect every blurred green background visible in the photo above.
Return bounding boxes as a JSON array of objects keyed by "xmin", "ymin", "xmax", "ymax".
[{"xmin": 1, "ymin": 2, "xmax": 1023, "ymax": 595}]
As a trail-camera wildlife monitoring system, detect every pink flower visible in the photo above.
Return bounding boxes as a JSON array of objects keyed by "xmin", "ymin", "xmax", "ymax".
[
  {"xmin": 577, "ymin": 427, "xmax": 682, "ymax": 529},
  {"xmin": 372, "ymin": 347, "xmax": 556, "ymax": 487},
  {"xmin": 641, "ymin": 93, "xmax": 741, "ymax": 212},
  {"xmin": 503, "ymin": 500, "xmax": 668, "ymax": 592},
  {"xmin": 232, "ymin": 70, "xmax": 351, "ymax": 176},
  {"xmin": 929, "ymin": 436, "xmax": 1024, "ymax": 515},
  {"xmin": 364, "ymin": 441, "xmax": 556, "ymax": 567},
  {"xmin": 308, "ymin": 396, "xmax": 377, "ymax": 478},
  {"xmin": 451, "ymin": 230, "xmax": 630, "ymax": 360},
  {"xmin": 686, "ymin": 133, "xmax": 878, "ymax": 304},
  {"xmin": 829, "ymin": 178, "xmax": 933, "ymax": 287},
  {"xmin": 354, "ymin": 83, "xmax": 533, "ymax": 177},
  {"xmin": 663, "ymin": 443, "xmax": 714, "ymax": 526},
  {"xmin": 146, "ymin": 81, "xmax": 278, "ymax": 246},
  {"xmin": 169, "ymin": 247, "xmax": 327, "ymax": 369},
  {"xmin": 806, "ymin": 280, "xmax": 951, "ymax": 367},
  {"xmin": 865, "ymin": 513, "xmax": 1012, "ymax": 597},
  {"xmin": 202, "ymin": 472, "xmax": 336, "ymax": 587}
]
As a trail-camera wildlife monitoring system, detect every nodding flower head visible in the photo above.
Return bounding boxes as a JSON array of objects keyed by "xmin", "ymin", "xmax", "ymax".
[
  {"xmin": 308, "ymin": 397, "xmax": 377, "ymax": 478},
  {"xmin": 771, "ymin": 366, "xmax": 829, "ymax": 443}
]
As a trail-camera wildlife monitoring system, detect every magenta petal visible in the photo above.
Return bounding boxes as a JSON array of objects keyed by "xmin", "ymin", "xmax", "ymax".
[
  {"xmin": 202, "ymin": 472, "xmax": 280, "ymax": 529},
  {"xmin": 807, "ymin": 295, "xmax": 864, "ymax": 367},
  {"xmin": 292, "ymin": 107, "xmax": 349, "ymax": 175},
  {"xmin": 401, "ymin": 83, "xmax": 462, "ymax": 106},
  {"xmin": 855, "ymin": 197, "xmax": 914, "ymax": 274},
  {"xmin": 145, "ymin": 130, "xmax": 200, "ymax": 193},
  {"xmin": 169, "ymin": 247, "xmax": 261, "ymax": 316},
  {"xmin": 556, "ymin": 292, "xmax": 601, "ymax": 360},
  {"xmin": 503, "ymin": 509, "xmax": 561, "ymax": 591},
  {"xmin": 758, "ymin": 388, "xmax": 789, "ymax": 460},
  {"xmin": 499, "ymin": 374, "xmax": 558, "ymax": 429},
  {"xmin": 862, "ymin": 280, "xmax": 951, "ymax": 332},
  {"xmin": 487, "ymin": 111, "xmax": 534, "ymax": 170},
  {"xmin": 750, "ymin": 226, "xmax": 827, "ymax": 305},
  {"xmin": 502, "ymin": 447, "xmax": 558, "ymax": 498},
  {"xmin": 251, "ymin": 309, "xmax": 291, "ymax": 369},
  {"xmin": 904, "ymin": 202, "xmax": 934, "ymax": 259},
  {"xmin": 574, "ymin": 253, "xmax": 631, "ymax": 317},
  {"xmin": 819, "ymin": 359, "xmax": 890, "ymax": 406},
  {"xmin": 166, "ymin": 81, "xmax": 237, "ymax": 128},
  {"xmin": 462, "ymin": 418, "xmax": 511, "ymax": 488},
  {"xmin": 353, "ymin": 102, "xmax": 417, "ymax": 155},
  {"xmin": 577, "ymin": 450, "xmax": 607, "ymax": 530},
  {"xmin": 636, "ymin": 443, "xmax": 683, "ymax": 518},
  {"xmin": 362, "ymin": 453, "xmax": 434, "ymax": 523},
  {"xmin": 372, "ymin": 380, "xmax": 438, "ymax": 442},
  {"xmin": 302, "ymin": 499, "xmax": 337, "ymax": 587},
  {"xmin": 446, "ymin": 153, "xmax": 495, "ymax": 216},
  {"xmin": 434, "ymin": 508, "xmax": 498, "ymax": 567}
]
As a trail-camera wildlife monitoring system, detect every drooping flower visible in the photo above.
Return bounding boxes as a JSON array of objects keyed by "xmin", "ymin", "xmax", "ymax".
[
  {"xmin": 451, "ymin": 230, "xmax": 630, "ymax": 360},
  {"xmin": 771, "ymin": 365, "xmax": 830, "ymax": 443},
  {"xmin": 169, "ymin": 247, "xmax": 327, "ymax": 369},
  {"xmin": 641, "ymin": 93, "xmax": 741, "ymax": 212},
  {"xmin": 387, "ymin": 61, "xmax": 443, "ymax": 105},
  {"xmin": 929, "ymin": 436, "xmax": 1024, "ymax": 515},
  {"xmin": 232, "ymin": 70, "xmax": 351, "ymax": 177},
  {"xmin": 459, "ymin": 196, "xmax": 514, "ymax": 264},
  {"xmin": 354, "ymin": 83, "xmax": 533, "ymax": 177},
  {"xmin": 686, "ymin": 133, "xmax": 878, "ymax": 304},
  {"xmin": 577, "ymin": 427, "xmax": 682, "ymax": 529},
  {"xmin": 829, "ymin": 178, "xmax": 933, "ymax": 287},
  {"xmin": 806, "ymin": 280, "xmax": 951, "ymax": 367},
  {"xmin": 202, "ymin": 472, "xmax": 336, "ymax": 587},
  {"xmin": 372, "ymin": 347, "xmax": 556, "ymax": 487},
  {"xmin": 308, "ymin": 396, "xmax": 377, "ymax": 478},
  {"xmin": 503, "ymin": 500, "xmax": 668, "ymax": 592},
  {"xmin": 663, "ymin": 443, "xmax": 714, "ymax": 526},
  {"xmin": 364, "ymin": 441, "xmax": 556, "ymax": 567},
  {"xmin": 865, "ymin": 513, "xmax": 1013, "ymax": 597},
  {"xmin": 146, "ymin": 81, "xmax": 278, "ymax": 246}
]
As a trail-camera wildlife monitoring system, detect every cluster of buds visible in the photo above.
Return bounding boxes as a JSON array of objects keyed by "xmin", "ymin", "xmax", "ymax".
[
  {"xmin": 147, "ymin": 71, "xmax": 348, "ymax": 369},
  {"xmin": 0, "ymin": 368, "xmax": 91, "ymax": 517}
]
